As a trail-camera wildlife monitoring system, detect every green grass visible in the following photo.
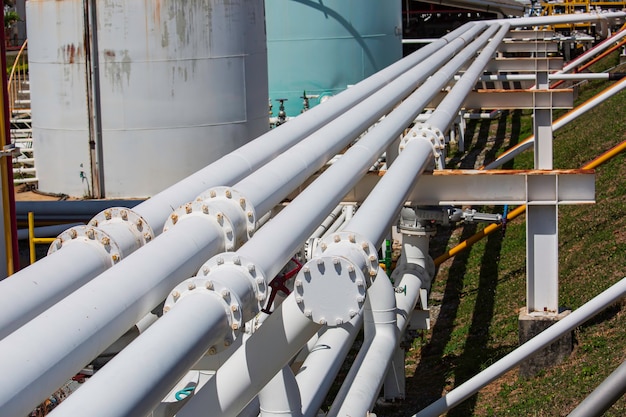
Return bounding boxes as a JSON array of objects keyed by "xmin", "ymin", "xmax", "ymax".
[{"xmin": 381, "ymin": 52, "xmax": 626, "ymax": 416}]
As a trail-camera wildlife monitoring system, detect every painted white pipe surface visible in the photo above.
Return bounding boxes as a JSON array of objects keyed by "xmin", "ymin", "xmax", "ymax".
[
  {"xmin": 258, "ymin": 366, "xmax": 303, "ymax": 417},
  {"xmin": 177, "ymin": 295, "xmax": 320, "ymax": 417},
  {"xmin": 48, "ymin": 292, "xmax": 230, "ymax": 417},
  {"xmin": 327, "ymin": 271, "xmax": 398, "ymax": 417},
  {"xmin": 297, "ymin": 315, "xmax": 363, "ymax": 417},
  {"xmin": 559, "ymin": 27, "xmax": 626, "ymax": 74},
  {"xmin": 493, "ymin": 11, "xmax": 626, "ymax": 28},
  {"xmin": 567, "ymin": 360, "xmax": 626, "ymax": 417},
  {"xmin": 413, "ymin": 277, "xmax": 626, "ymax": 417}
]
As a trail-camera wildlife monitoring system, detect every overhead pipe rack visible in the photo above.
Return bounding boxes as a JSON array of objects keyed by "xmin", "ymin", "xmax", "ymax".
[{"xmin": 0, "ymin": 11, "xmax": 624, "ymax": 417}]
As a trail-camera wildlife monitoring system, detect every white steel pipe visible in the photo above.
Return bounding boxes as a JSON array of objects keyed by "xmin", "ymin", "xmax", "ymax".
[
  {"xmin": 177, "ymin": 295, "xmax": 321, "ymax": 417},
  {"xmin": 311, "ymin": 205, "xmax": 344, "ymax": 239},
  {"xmin": 327, "ymin": 270, "xmax": 398, "ymax": 417},
  {"xmin": 296, "ymin": 315, "xmax": 363, "ymax": 417},
  {"xmin": 567, "ymin": 360, "xmax": 626, "ymax": 417},
  {"xmin": 48, "ymin": 292, "xmax": 230, "ymax": 417},
  {"xmin": 463, "ymin": 73, "xmax": 624, "ymax": 82},
  {"xmin": 484, "ymin": 76, "xmax": 626, "ymax": 170},
  {"xmin": 0, "ymin": 23, "xmax": 477, "ymax": 340},
  {"xmin": 413, "ymin": 277, "xmax": 626, "ymax": 417}
]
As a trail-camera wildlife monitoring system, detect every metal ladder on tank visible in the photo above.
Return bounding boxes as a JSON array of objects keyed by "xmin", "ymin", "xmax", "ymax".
[{"xmin": 7, "ymin": 39, "xmax": 37, "ymax": 186}]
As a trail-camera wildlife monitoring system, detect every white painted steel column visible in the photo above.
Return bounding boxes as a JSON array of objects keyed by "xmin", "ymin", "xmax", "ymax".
[
  {"xmin": 177, "ymin": 295, "xmax": 321, "ymax": 417},
  {"xmin": 0, "ymin": 23, "xmax": 477, "ymax": 340},
  {"xmin": 413, "ymin": 278, "xmax": 626, "ymax": 417},
  {"xmin": 528, "ymin": 32, "xmax": 558, "ymax": 313},
  {"xmin": 296, "ymin": 315, "xmax": 363, "ymax": 417}
]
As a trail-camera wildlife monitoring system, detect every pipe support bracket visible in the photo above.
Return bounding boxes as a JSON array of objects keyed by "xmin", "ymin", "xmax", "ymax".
[{"xmin": 163, "ymin": 187, "xmax": 256, "ymax": 251}]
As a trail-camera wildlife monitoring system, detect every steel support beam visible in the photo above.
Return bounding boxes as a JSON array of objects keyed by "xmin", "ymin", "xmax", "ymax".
[
  {"xmin": 483, "ymin": 57, "xmax": 564, "ymax": 72},
  {"xmin": 427, "ymin": 89, "xmax": 574, "ymax": 110},
  {"xmin": 498, "ymin": 41, "xmax": 559, "ymax": 54}
]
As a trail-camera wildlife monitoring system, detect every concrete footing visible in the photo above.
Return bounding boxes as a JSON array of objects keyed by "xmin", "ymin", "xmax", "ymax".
[{"xmin": 518, "ymin": 307, "xmax": 573, "ymax": 378}]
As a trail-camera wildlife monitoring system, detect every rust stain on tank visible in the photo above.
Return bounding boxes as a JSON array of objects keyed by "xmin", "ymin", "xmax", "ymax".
[
  {"xmin": 61, "ymin": 44, "xmax": 83, "ymax": 64},
  {"xmin": 104, "ymin": 50, "xmax": 116, "ymax": 58}
]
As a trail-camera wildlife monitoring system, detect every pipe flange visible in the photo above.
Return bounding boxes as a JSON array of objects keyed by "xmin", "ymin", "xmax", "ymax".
[
  {"xmin": 400, "ymin": 123, "xmax": 445, "ymax": 162},
  {"xmin": 313, "ymin": 231, "xmax": 379, "ymax": 282},
  {"xmin": 164, "ymin": 276, "xmax": 242, "ymax": 353},
  {"xmin": 89, "ymin": 207, "xmax": 155, "ymax": 246},
  {"xmin": 198, "ymin": 252, "xmax": 268, "ymax": 320},
  {"xmin": 162, "ymin": 187, "xmax": 256, "ymax": 251},
  {"xmin": 195, "ymin": 187, "xmax": 256, "ymax": 242},
  {"xmin": 162, "ymin": 202, "xmax": 237, "ymax": 251},
  {"xmin": 48, "ymin": 225, "xmax": 122, "ymax": 265},
  {"xmin": 294, "ymin": 256, "xmax": 367, "ymax": 326}
]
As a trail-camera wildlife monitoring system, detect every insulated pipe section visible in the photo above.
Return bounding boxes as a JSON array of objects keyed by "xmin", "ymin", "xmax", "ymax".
[
  {"xmin": 483, "ymin": 76, "xmax": 626, "ymax": 170},
  {"xmin": 0, "ymin": 23, "xmax": 476, "ymax": 340},
  {"xmin": 567, "ymin": 360, "xmax": 626, "ymax": 417},
  {"xmin": 327, "ymin": 270, "xmax": 398, "ymax": 417},
  {"xmin": 414, "ymin": 277, "xmax": 626, "ymax": 417}
]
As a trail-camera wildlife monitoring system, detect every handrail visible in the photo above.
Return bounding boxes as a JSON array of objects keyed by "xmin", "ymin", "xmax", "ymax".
[{"xmin": 7, "ymin": 39, "xmax": 28, "ymax": 117}]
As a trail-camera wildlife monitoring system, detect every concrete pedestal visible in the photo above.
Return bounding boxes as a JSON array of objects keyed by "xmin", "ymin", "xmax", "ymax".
[{"xmin": 518, "ymin": 307, "xmax": 573, "ymax": 378}]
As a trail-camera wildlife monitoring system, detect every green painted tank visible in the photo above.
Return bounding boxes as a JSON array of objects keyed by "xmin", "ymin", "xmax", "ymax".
[{"xmin": 266, "ymin": 0, "xmax": 402, "ymax": 117}]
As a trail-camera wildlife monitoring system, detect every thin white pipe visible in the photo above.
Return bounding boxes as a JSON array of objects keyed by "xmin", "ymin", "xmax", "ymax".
[
  {"xmin": 0, "ymin": 23, "xmax": 476, "ymax": 341},
  {"xmin": 177, "ymin": 295, "xmax": 321, "ymax": 417},
  {"xmin": 462, "ymin": 73, "xmax": 622, "ymax": 82},
  {"xmin": 413, "ymin": 277, "xmax": 626, "ymax": 417},
  {"xmin": 320, "ymin": 211, "xmax": 347, "ymax": 239},
  {"xmin": 296, "ymin": 315, "xmax": 363, "ymax": 417},
  {"xmin": 311, "ymin": 205, "xmax": 343, "ymax": 238},
  {"xmin": 484, "ymin": 76, "xmax": 626, "ymax": 170},
  {"xmin": 327, "ymin": 270, "xmax": 398, "ymax": 417},
  {"xmin": 48, "ymin": 292, "xmax": 231, "ymax": 417}
]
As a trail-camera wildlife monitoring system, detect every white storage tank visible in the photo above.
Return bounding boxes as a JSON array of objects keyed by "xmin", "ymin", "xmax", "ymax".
[{"xmin": 26, "ymin": 0, "xmax": 269, "ymax": 198}]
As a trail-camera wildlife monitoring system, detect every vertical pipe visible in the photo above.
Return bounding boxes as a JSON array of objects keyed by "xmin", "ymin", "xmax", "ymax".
[
  {"xmin": 258, "ymin": 366, "xmax": 303, "ymax": 417},
  {"xmin": 28, "ymin": 212, "xmax": 35, "ymax": 265}
]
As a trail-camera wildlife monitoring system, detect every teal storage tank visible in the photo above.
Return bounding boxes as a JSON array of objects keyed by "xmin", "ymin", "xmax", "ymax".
[{"xmin": 266, "ymin": 0, "xmax": 402, "ymax": 117}]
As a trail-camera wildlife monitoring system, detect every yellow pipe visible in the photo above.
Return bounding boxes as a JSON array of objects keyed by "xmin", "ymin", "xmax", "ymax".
[
  {"xmin": 28, "ymin": 212, "xmax": 35, "ymax": 265},
  {"xmin": 435, "ymin": 139, "xmax": 626, "ymax": 266}
]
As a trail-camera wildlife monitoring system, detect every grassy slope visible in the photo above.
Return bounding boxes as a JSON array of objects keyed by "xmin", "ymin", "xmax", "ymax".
[{"xmin": 387, "ymin": 53, "xmax": 626, "ymax": 416}]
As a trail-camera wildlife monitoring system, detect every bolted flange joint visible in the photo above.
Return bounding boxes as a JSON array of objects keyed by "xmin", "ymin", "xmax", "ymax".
[
  {"xmin": 164, "ymin": 253, "xmax": 267, "ymax": 353},
  {"xmin": 313, "ymin": 231, "xmax": 379, "ymax": 282},
  {"xmin": 294, "ymin": 255, "xmax": 367, "ymax": 327},
  {"xmin": 162, "ymin": 187, "xmax": 256, "ymax": 251},
  {"xmin": 48, "ymin": 225, "xmax": 122, "ymax": 266},
  {"xmin": 400, "ymin": 123, "xmax": 445, "ymax": 169},
  {"xmin": 89, "ymin": 207, "xmax": 155, "ymax": 251}
]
